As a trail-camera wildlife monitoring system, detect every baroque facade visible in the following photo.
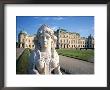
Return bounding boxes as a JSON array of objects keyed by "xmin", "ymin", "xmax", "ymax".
[
  {"xmin": 18, "ymin": 31, "xmax": 35, "ymax": 49},
  {"xmin": 54, "ymin": 29, "xmax": 94, "ymax": 49},
  {"xmin": 18, "ymin": 25, "xmax": 94, "ymax": 49}
]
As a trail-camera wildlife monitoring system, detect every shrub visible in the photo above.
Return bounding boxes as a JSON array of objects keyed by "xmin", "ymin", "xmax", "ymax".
[{"xmin": 16, "ymin": 48, "xmax": 31, "ymax": 74}]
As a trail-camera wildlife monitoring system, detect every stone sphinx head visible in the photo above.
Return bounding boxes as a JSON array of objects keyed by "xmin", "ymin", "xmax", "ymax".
[
  {"xmin": 34, "ymin": 24, "xmax": 57, "ymax": 51},
  {"xmin": 29, "ymin": 24, "xmax": 62, "ymax": 74}
]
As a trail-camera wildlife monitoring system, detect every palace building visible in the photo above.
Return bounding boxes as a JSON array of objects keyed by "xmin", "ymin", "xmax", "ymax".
[
  {"xmin": 17, "ymin": 24, "xmax": 94, "ymax": 49},
  {"xmin": 18, "ymin": 31, "xmax": 35, "ymax": 49},
  {"xmin": 54, "ymin": 29, "xmax": 94, "ymax": 49}
]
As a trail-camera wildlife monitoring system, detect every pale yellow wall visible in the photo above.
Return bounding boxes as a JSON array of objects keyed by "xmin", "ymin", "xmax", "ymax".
[
  {"xmin": 18, "ymin": 31, "xmax": 94, "ymax": 49},
  {"xmin": 19, "ymin": 33, "xmax": 35, "ymax": 49},
  {"xmin": 58, "ymin": 31, "xmax": 94, "ymax": 49}
]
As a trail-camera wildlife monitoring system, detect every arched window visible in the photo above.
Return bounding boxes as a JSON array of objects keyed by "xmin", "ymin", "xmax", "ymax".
[
  {"xmin": 29, "ymin": 45, "xmax": 31, "ymax": 48},
  {"xmin": 64, "ymin": 40, "xmax": 65, "ymax": 43},
  {"xmin": 78, "ymin": 45, "xmax": 80, "ymax": 47}
]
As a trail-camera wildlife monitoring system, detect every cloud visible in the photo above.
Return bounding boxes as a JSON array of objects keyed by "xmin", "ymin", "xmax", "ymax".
[
  {"xmin": 51, "ymin": 26, "xmax": 58, "ymax": 30},
  {"xmin": 53, "ymin": 17, "xmax": 64, "ymax": 20},
  {"xmin": 33, "ymin": 17, "xmax": 39, "ymax": 19},
  {"xmin": 42, "ymin": 16, "xmax": 64, "ymax": 21},
  {"xmin": 42, "ymin": 17, "xmax": 50, "ymax": 20},
  {"xmin": 38, "ymin": 23, "xmax": 42, "ymax": 26}
]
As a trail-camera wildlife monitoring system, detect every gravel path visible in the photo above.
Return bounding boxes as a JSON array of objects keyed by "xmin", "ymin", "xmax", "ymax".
[{"xmin": 59, "ymin": 55, "xmax": 94, "ymax": 74}]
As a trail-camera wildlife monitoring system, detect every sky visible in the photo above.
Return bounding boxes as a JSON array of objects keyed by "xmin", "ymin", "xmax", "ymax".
[{"xmin": 16, "ymin": 16, "xmax": 94, "ymax": 41}]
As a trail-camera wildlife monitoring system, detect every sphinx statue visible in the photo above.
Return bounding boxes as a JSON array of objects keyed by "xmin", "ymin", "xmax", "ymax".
[{"xmin": 28, "ymin": 24, "xmax": 62, "ymax": 74}]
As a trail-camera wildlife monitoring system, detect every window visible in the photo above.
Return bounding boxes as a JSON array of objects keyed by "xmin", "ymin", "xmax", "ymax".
[
  {"xmin": 29, "ymin": 45, "xmax": 31, "ymax": 48},
  {"xmin": 71, "ymin": 40, "xmax": 73, "ymax": 44},
  {"xmin": 26, "ymin": 44, "xmax": 28, "ymax": 47},
  {"xmin": 22, "ymin": 39, "xmax": 25, "ymax": 42}
]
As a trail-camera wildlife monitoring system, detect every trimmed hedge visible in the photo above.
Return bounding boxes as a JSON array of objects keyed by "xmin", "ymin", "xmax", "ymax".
[{"xmin": 16, "ymin": 48, "xmax": 31, "ymax": 74}]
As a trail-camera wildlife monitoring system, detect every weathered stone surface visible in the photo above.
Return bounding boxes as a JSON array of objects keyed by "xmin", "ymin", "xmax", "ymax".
[{"xmin": 28, "ymin": 24, "xmax": 62, "ymax": 74}]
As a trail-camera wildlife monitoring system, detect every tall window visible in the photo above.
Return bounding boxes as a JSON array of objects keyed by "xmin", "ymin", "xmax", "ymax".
[
  {"xmin": 78, "ymin": 45, "xmax": 80, "ymax": 47},
  {"xmin": 71, "ymin": 40, "xmax": 73, "ymax": 44},
  {"xmin": 29, "ymin": 45, "xmax": 31, "ymax": 48},
  {"xmin": 22, "ymin": 39, "xmax": 25, "ymax": 42}
]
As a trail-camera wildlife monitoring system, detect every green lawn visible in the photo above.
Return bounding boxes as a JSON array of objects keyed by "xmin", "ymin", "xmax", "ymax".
[
  {"xmin": 16, "ymin": 48, "xmax": 31, "ymax": 74},
  {"xmin": 56, "ymin": 49, "xmax": 94, "ymax": 62}
]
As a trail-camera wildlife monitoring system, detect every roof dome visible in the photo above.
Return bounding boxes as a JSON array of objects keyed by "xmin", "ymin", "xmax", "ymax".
[{"xmin": 20, "ymin": 30, "xmax": 27, "ymax": 35}]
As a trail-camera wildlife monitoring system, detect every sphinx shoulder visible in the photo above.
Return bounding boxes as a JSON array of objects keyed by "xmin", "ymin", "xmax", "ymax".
[
  {"xmin": 54, "ymin": 50, "xmax": 59, "ymax": 59},
  {"xmin": 29, "ymin": 49, "xmax": 41, "ymax": 62}
]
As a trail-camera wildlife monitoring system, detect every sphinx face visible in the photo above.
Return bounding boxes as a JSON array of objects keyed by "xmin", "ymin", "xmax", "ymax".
[{"xmin": 39, "ymin": 33, "xmax": 52, "ymax": 49}]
